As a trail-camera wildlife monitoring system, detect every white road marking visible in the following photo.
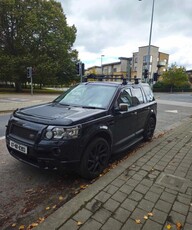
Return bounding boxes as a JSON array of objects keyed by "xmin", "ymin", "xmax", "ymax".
[{"xmin": 165, "ymin": 110, "xmax": 178, "ymax": 113}]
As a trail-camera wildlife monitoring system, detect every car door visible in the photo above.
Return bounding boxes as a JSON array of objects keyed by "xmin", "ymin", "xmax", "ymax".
[
  {"xmin": 112, "ymin": 88, "xmax": 137, "ymax": 153},
  {"xmin": 130, "ymin": 86, "xmax": 150, "ymax": 134}
]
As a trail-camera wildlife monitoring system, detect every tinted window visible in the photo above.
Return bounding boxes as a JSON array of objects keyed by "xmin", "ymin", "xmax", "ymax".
[
  {"xmin": 117, "ymin": 88, "xmax": 132, "ymax": 106},
  {"xmin": 131, "ymin": 87, "xmax": 144, "ymax": 104},
  {"xmin": 142, "ymin": 85, "xmax": 154, "ymax": 102}
]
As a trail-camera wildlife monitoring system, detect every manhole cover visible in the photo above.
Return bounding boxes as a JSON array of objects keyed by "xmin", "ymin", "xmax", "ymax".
[{"xmin": 156, "ymin": 173, "xmax": 190, "ymax": 192}]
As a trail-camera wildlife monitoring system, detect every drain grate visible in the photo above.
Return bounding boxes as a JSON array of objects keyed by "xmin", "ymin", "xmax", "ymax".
[{"xmin": 156, "ymin": 173, "xmax": 190, "ymax": 193}]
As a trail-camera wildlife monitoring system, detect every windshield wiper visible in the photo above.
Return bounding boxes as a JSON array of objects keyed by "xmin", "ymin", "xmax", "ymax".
[
  {"xmin": 58, "ymin": 102, "xmax": 70, "ymax": 106},
  {"xmin": 82, "ymin": 106, "xmax": 105, "ymax": 109}
]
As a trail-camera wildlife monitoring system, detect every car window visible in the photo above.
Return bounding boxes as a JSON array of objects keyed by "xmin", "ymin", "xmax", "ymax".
[
  {"xmin": 131, "ymin": 87, "xmax": 144, "ymax": 105},
  {"xmin": 142, "ymin": 84, "xmax": 154, "ymax": 102},
  {"xmin": 117, "ymin": 88, "xmax": 132, "ymax": 107}
]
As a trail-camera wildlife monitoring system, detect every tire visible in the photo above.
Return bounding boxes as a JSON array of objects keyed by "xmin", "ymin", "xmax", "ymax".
[
  {"xmin": 143, "ymin": 116, "xmax": 156, "ymax": 141},
  {"xmin": 80, "ymin": 137, "xmax": 110, "ymax": 179}
]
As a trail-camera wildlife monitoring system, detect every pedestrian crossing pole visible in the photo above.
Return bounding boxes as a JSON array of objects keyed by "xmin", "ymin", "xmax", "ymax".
[{"xmin": 27, "ymin": 67, "xmax": 33, "ymax": 96}]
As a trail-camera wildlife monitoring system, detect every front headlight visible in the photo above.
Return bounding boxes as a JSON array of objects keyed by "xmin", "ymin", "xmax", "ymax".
[{"xmin": 45, "ymin": 126, "xmax": 81, "ymax": 140}]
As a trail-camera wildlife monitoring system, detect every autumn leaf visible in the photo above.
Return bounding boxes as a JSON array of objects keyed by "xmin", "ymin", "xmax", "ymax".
[
  {"xmin": 80, "ymin": 185, "xmax": 88, "ymax": 189},
  {"xmin": 11, "ymin": 223, "xmax": 16, "ymax": 227},
  {"xmin": 27, "ymin": 222, "xmax": 39, "ymax": 229},
  {"xmin": 135, "ymin": 219, "xmax": 141, "ymax": 224},
  {"xmin": 59, "ymin": 196, "xmax": 64, "ymax": 201},
  {"xmin": 77, "ymin": 221, "xmax": 83, "ymax": 226},
  {"xmin": 52, "ymin": 205, "xmax": 57, "ymax": 209},
  {"xmin": 144, "ymin": 215, "xmax": 148, "ymax": 220},
  {"xmin": 176, "ymin": 222, "xmax": 182, "ymax": 230},
  {"xmin": 19, "ymin": 225, "xmax": 25, "ymax": 230},
  {"xmin": 38, "ymin": 217, "xmax": 45, "ymax": 223},
  {"xmin": 148, "ymin": 212, "xmax": 153, "ymax": 217},
  {"xmin": 45, "ymin": 206, "xmax": 50, "ymax": 210},
  {"xmin": 166, "ymin": 224, "xmax": 172, "ymax": 229}
]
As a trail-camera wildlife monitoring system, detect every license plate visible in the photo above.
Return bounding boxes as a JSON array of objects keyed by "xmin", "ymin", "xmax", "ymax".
[{"xmin": 9, "ymin": 140, "xmax": 28, "ymax": 154}]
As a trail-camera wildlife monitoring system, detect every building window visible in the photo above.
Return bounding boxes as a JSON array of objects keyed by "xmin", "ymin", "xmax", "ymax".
[{"xmin": 143, "ymin": 55, "xmax": 152, "ymax": 63}]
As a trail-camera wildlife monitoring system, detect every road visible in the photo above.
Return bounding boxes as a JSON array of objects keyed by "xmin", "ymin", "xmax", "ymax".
[
  {"xmin": 0, "ymin": 92, "xmax": 192, "ymax": 229},
  {"xmin": 0, "ymin": 114, "xmax": 10, "ymax": 138}
]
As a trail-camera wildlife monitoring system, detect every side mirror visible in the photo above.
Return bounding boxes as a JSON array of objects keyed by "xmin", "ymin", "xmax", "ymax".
[{"xmin": 119, "ymin": 103, "xmax": 128, "ymax": 111}]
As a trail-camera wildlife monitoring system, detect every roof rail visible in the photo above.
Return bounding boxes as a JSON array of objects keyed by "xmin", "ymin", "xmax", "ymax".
[{"xmin": 83, "ymin": 74, "xmax": 128, "ymax": 85}]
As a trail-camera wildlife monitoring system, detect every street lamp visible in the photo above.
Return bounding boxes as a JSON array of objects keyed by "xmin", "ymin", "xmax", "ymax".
[
  {"xmin": 139, "ymin": 0, "xmax": 155, "ymax": 82},
  {"xmin": 101, "ymin": 54, "xmax": 104, "ymax": 75}
]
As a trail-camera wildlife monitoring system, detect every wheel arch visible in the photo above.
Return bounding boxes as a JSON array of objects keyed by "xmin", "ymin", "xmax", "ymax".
[{"xmin": 81, "ymin": 129, "xmax": 113, "ymax": 160}]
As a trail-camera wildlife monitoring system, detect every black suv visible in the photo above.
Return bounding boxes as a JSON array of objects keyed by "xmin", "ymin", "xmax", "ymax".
[{"xmin": 6, "ymin": 79, "xmax": 157, "ymax": 179}]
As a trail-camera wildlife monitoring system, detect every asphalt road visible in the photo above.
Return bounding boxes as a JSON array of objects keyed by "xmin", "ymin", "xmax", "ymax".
[{"xmin": 0, "ymin": 92, "xmax": 192, "ymax": 229}]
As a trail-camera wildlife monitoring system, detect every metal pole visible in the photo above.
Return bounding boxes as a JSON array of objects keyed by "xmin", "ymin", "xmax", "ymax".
[
  {"xmin": 101, "ymin": 55, "xmax": 104, "ymax": 75},
  {"xmin": 79, "ymin": 62, "xmax": 82, "ymax": 82},
  {"xmin": 147, "ymin": 0, "xmax": 155, "ymax": 82},
  {"xmin": 31, "ymin": 75, "xmax": 33, "ymax": 96}
]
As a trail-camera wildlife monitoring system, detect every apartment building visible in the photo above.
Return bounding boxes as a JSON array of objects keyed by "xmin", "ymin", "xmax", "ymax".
[
  {"xmin": 85, "ymin": 45, "xmax": 169, "ymax": 82},
  {"xmin": 85, "ymin": 57, "xmax": 132, "ymax": 80},
  {"xmin": 132, "ymin": 45, "xmax": 169, "ymax": 81},
  {"xmin": 102, "ymin": 57, "xmax": 132, "ymax": 79}
]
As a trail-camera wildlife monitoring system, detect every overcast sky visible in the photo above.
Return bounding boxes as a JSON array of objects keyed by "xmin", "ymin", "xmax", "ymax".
[{"xmin": 59, "ymin": 0, "xmax": 192, "ymax": 70}]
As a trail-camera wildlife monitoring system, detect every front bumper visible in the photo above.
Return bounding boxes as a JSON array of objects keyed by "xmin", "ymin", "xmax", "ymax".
[{"xmin": 6, "ymin": 137, "xmax": 82, "ymax": 171}]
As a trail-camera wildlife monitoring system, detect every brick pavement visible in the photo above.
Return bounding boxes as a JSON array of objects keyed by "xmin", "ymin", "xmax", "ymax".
[{"xmin": 35, "ymin": 118, "xmax": 192, "ymax": 230}]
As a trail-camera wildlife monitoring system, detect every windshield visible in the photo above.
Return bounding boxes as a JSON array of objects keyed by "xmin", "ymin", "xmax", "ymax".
[{"xmin": 54, "ymin": 83, "xmax": 117, "ymax": 109}]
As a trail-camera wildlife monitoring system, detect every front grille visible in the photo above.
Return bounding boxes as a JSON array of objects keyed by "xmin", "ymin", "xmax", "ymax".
[{"xmin": 10, "ymin": 124, "xmax": 38, "ymax": 142}]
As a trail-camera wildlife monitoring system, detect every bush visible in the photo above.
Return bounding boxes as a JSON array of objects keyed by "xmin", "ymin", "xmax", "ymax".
[{"xmin": 153, "ymin": 81, "xmax": 192, "ymax": 92}]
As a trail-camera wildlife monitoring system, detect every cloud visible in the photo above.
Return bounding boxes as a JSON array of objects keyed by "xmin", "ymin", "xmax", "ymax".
[{"xmin": 59, "ymin": 0, "xmax": 192, "ymax": 70}]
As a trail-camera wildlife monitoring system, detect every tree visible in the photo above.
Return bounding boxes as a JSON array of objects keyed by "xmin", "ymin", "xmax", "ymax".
[
  {"xmin": 0, "ymin": 0, "xmax": 78, "ymax": 91},
  {"xmin": 161, "ymin": 64, "xmax": 189, "ymax": 92}
]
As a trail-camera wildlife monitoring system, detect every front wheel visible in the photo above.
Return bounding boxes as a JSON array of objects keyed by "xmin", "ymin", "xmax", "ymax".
[
  {"xmin": 80, "ymin": 137, "xmax": 110, "ymax": 179},
  {"xmin": 143, "ymin": 116, "xmax": 156, "ymax": 141}
]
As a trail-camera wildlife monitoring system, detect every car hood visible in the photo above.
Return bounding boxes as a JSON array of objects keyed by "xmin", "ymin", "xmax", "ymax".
[{"xmin": 14, "ymin": 102, "xmax": 107, "ymax": 125}]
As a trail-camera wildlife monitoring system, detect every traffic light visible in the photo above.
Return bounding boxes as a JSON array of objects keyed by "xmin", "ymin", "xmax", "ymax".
[
  {"xmin": 81, "ymin": 63, "xmax": 85, "ymax": 76},
  {"xmin": 76, "ymin": 63, "xmax": 85, "ymax": 75},
  {"xmin": 76, "ymin": 63, "xmax": 80, "ymax": 75},
  {"xmin": 27, "ymin": 67, "xmax": 32, "ymax": 78},
  {"xmin": 144, "ymin": 69, "xmax": 148, "ymax": 79},
  {"xmin": 153, "ymin": 72, "xmax": 158, "ymax": 81}
]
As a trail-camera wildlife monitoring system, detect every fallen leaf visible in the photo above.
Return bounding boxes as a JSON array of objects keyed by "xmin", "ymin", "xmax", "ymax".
[
  {"xmin": 144, "ymin": 215, "xmax": 148, "ymax": 220},
  {"xmin": 25, "ymin": 188, "xmax": 33, "ymax": 193},
  {"xmin": 166, "ymin": 224, "xmax": 172, "ymax": 229},
  {"xmin": 148, "ymin": 212, "xmax": 153, "ymax": 217},
  {"xmin": 135, "ymin": 219, "xmax": 141, "ymax": 224},
  {"xmin": 12, "ymin": 223, "xmax": 16, "ymax": 227},
  {"xmin": 45, "ymin": 206, "xmax": 50, "ymax": 210},
  {"xmin": 77, "ymin": 221, "xmax": 83, "ymax": 226},
  {"xmin": 19, "ymin": 225, "xmax": 25, "ymax": 230},
  {"xmin": 52, "ymin": 205, "xmax": 57, "ymax": 209},
  {"xmin": 59, "ymin": 196, "xmax": 64, "ymax": 201},
  {"xmin": 176, "ymin": 222, "xmax": 182, "ymax": 230},
  {"xmin": 80, "ymin": 185, "xmax": 88, "ymax": 189},
  {"xmin": 27, "ymin": 222, "xmax": 39, "ymax": 229},
  {"xmin": 38, "ymin": 217, "xmax": 45, "ymax": 223}
]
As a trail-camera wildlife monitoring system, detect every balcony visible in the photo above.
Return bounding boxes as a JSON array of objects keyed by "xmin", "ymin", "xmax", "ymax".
[{"xmin": 157, "ymin": 61, "xmax": 166, "ymax": 68}]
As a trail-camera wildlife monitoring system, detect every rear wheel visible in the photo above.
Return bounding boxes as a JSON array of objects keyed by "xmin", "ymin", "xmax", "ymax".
[
  {"xmin": 80, "ymin": 137, "xmax": 110, "ymax": 179},
  {"xmin": 143, "ymin": 116, "xmax": 156, "ymax": 141}
]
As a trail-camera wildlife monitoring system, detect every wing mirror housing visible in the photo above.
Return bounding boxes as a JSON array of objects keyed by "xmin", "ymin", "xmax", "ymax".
[{"xmin": 119, "ymin": 103, "xmax": 128, "ymax": 111}]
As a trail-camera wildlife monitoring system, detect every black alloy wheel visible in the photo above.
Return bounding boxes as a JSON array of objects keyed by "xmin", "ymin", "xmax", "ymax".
[
  {"xmin": 143, "ymin": 116, "xmax": 156, "ymax": 141},
  {"xmin": 80, "ymin": 137, "xmax": 110, "ymax": 179}
]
